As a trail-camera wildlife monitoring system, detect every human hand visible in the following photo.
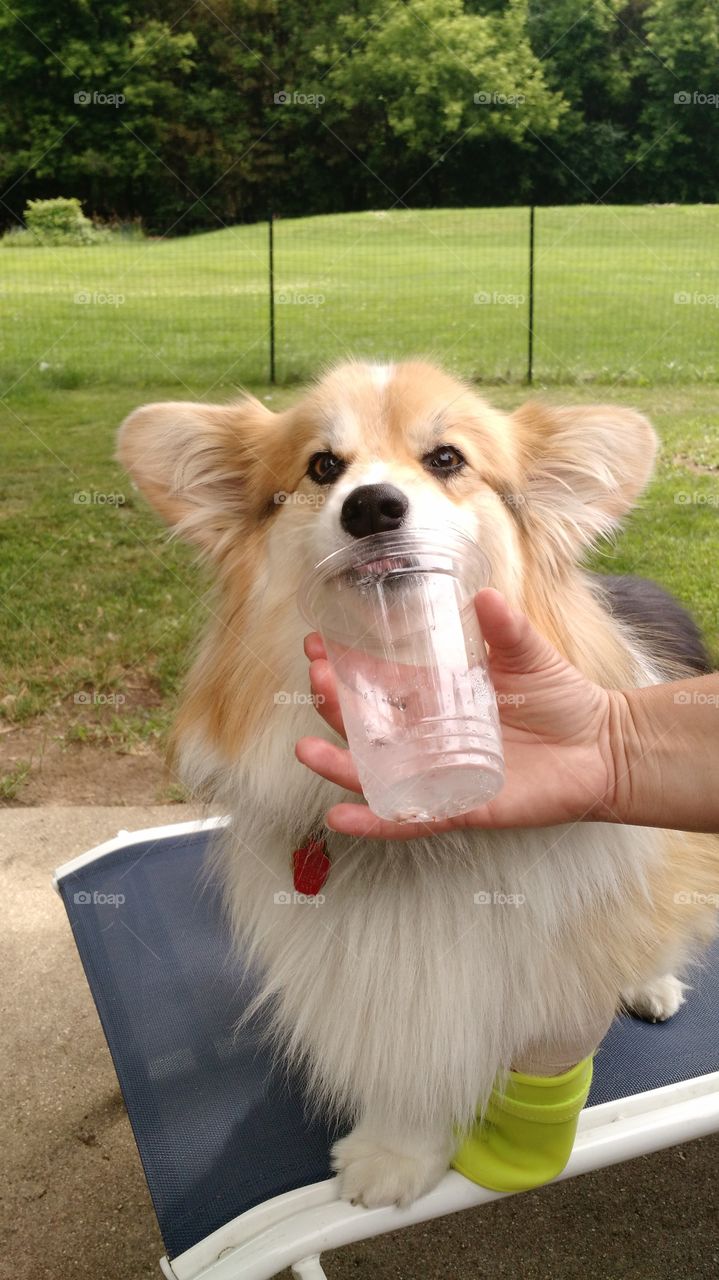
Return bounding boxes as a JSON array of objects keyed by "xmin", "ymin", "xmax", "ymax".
[{"xmin": 295, "ymin": 588, "xmax": 627, "ymax": 840}]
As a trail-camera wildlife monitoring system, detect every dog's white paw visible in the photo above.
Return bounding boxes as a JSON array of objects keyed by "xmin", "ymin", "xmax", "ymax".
[
  {"xmin": 622, "ymin": 973, "xmax": 687, "ymax": 1023},
  {"xmin": 331, "ymin": 1128, "xmax": 448, "ymax": 1209}
]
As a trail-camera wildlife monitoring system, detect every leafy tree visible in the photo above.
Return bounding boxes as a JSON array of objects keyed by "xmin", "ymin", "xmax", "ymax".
[
  {"xmin": 0, "ymin": 2, "xmax": 197, "ymax": 229},
  {"xmin": 635, "ymin": 0, "xmax": 719, "ymax": 201},
  {"xmin": 0, "ymin": 0, "xmax": 717, "ymax": 227},
  {"xmin": 525, "ymin": 0, "xmax": 639, "ymax": 200},
  {"xmin": 315, "ymin": 0, "xmax": 566, "ymax": 204}
]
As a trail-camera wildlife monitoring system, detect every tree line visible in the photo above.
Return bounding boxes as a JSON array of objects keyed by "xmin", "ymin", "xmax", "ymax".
[{"xmin": 0, "ymin": 0, "xmax": 715, "ymax": 235}]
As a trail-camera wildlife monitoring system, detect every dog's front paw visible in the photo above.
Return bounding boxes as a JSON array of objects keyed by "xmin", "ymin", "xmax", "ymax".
[
  {"xmin": 331, "ymin": 1128, "xmax": 449, "ymax": 1209},
  {"xmin": 622, "ymin": 973, "xmax": 687, "ymax": 1023}
]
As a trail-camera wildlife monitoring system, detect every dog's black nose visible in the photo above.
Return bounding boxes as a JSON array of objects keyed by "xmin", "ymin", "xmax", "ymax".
[{"xmin": 340, "ymin": 484, "xmax": 409, "ymax": 539}]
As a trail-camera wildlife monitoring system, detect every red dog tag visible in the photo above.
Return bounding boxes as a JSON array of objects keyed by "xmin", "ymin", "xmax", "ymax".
[{"xmin": 293, "ymin": 838, "xmax": 331, "ymax": 895}]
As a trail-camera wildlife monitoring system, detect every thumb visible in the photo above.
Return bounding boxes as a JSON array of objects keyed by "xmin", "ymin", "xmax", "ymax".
[{"xmin": 474, "ymin": 588, "xmax": 563, "ymax": 677}]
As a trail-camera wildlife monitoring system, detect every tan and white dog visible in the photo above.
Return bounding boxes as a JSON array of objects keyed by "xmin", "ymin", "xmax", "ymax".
[{"xmin": 118, "ymin": 360, "xmax": 717, "ymax": 1208}]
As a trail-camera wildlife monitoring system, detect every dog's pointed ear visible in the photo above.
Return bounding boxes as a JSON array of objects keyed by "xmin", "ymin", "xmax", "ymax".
[
  {"xmin": 117, "ymin": 397, "xmax": 278, "ymax": 557},
  {"xmin": 512, "ymin": 401, "xmax": 658, "ymax": 553}
]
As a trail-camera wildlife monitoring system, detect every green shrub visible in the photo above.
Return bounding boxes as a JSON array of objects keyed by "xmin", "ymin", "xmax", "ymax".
[
  {"xmin": 0, "ymin": 226, "xmax": 33, "ymax": 248},
  {"xmin": 2, "ymin": 205, "xmax": 142, "ymax": 247},
  {"xmin": 23, "ymin": 197, "xmax": 101, "ymax": 246}
]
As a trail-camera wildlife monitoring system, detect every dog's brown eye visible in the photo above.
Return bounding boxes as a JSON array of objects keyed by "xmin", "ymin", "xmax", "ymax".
[
  {"xmin": 422, "ymin": 445, "xmax": 466, "ymax": 477},
  {"xmin": 307, "ymin": 451, "xmax": 346, "ymax": 486}
]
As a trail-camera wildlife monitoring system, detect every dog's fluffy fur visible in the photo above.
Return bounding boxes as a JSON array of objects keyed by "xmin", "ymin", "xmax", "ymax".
[{"xmin": 118, "ymin": 360, "xmax": 718, "ymax": 1208}]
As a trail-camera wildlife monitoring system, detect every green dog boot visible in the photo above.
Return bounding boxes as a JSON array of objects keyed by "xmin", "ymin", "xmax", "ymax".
[{"xmin": 451, "ymin": 1055, "xmax": 593, "ymax": 1193}]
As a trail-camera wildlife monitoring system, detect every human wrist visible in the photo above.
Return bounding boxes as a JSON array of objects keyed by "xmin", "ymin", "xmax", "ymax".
[
  {"xmin": 598, "ymin": 683, "xmax": 686, "ymax": 829},
  {"xmin": 588, "ymin": 688, "xmax": 646, "ymax": 825}
]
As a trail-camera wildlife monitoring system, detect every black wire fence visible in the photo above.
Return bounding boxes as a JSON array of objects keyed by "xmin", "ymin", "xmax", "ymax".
[{"xmin": 1, "ymin": 205, "xmax": 717, "ymax": 394}]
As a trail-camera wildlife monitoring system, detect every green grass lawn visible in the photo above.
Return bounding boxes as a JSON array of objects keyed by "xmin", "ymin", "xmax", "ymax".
[
  {"xmin": 1, "ymin": 381, "xmax": 717, "ymax": 746},
  {"xmin": 1, "ymin": 206, "xmax": 718, "ymax": 394},
  {"xmin": 1, "ymin": 205, "xmax": 717, "ymax": 767}
]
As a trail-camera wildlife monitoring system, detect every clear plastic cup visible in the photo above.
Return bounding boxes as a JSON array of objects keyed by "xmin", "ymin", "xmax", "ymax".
[{"xmin": 298, "ymin": 528, "xmax": 505, "ymax": 822}]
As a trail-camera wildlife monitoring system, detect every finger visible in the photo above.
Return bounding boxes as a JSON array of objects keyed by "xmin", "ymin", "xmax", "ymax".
[
  {"xmin": 309, "ymin": 659, "xmax": 346, "ymax": 738},
  {"xmin": 295, "ymin": 736, "xmax": 363, "ymax": 793},
  {"xmin": 474, "ymin": 588, "xmax": 563, "ymax": 677},
  {"xmin": 304, "ymin": 632, "xmax": 326, "ymax": 661},
  {"xmin": 324, "ymin": 803, "xmax": 459, "ymax": 841}
]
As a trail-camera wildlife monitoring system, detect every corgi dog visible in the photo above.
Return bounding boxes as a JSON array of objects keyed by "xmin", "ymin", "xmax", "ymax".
[{"xmin": 118, "ymin": 360, "xmax": 717, "ymax": 1208}]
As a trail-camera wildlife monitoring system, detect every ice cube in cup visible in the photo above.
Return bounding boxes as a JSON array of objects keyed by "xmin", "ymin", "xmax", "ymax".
[{"xmin": 298, "ymin": 528, "xmax": 505, "ymax": 823}]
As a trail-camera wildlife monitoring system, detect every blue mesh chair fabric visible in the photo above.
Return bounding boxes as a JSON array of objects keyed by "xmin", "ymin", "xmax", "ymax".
[{"xmin": 56, "ymin": 828, "xmax": 719, "ymax": 1261}]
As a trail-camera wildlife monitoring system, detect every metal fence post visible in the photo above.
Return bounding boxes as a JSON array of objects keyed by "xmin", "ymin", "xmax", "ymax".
[
  {"xmin": 268, "ymin": 212, "xmax": 276, "ymax": 385},
  {"xmin": 527, "ymin": 205, "xmax": 535, "ymax": 386}
]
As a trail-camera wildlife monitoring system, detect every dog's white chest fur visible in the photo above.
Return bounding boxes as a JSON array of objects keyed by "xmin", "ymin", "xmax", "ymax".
[{"xmin": 202, "ymin": 727, "xmax": 662, "ymax": 1133}]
